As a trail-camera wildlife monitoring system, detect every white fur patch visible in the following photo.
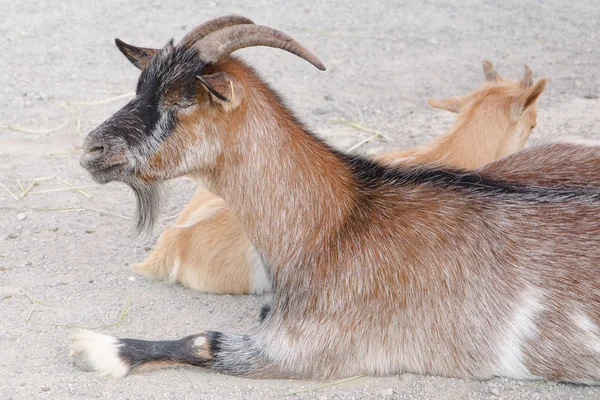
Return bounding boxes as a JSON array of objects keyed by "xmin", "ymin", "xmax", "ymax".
[
  {"xmin": 167, "ymin": 257, "xmax": 181, "ymax": 284},
  {"xmin": 492, "ymin": 287, "xmax": 545, "ymax": 380},
  {"xmin": 574, "ymin": 312, "xmax": 600, "ymax": 353},
  {"xmin": 193, "ymin": 336, "xmax": 207, "ymax": 347},
  {"xmin": 247, "ymin": 247, "xmax": 271, "ymax": 294},
  {"xmin": 70, "ymin": 330, "xmax": 130, "ymax": 378}
]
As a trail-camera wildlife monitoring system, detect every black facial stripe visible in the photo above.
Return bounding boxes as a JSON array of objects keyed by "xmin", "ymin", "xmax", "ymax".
[
  {"xmin": 98, "ymin": 95, "xmax": 176, "ymax": 150},
  {"xmin": 134, "ymin": 93, "xmax": 160, "ymax": 131},
  {"xmin": 91, "ymin": 43, "xmax": 208, "ymax": 157}
]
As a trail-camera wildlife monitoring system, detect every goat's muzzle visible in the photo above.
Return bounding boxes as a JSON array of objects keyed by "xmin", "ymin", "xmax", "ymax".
[{"xmin": 80, "ymin": 136, "xmax": 129, "ymax": 184}]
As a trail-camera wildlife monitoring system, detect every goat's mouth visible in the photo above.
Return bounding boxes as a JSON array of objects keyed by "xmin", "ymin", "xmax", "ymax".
[{"xmin": 81, "ymin": 160, "xmax": 128, "ymax": 184}]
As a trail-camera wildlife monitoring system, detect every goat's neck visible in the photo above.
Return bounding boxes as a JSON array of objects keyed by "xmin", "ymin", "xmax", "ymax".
[
  {"xmin": 425, "ymin": 109, "xmax": 514, "ymax": 169},
  {"xmin": 199, "ymin": 94, "xmax": 357, "ymax": 271}
]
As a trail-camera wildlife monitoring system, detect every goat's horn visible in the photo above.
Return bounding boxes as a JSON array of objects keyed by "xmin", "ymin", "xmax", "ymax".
[
  {"xmin": 482, "ymin": 60, "xmax": 499, "ymax": 81},
  {"xmin": 521, "ymin": 64, "xmax": 533, "ymax": 88},
  {"xmin": 196, "ymin": 25, "xmax": 326, "ymax": 71},
  {"xmin": 179, "ymin": 15, "xmax": 255, "ymax": 47}
]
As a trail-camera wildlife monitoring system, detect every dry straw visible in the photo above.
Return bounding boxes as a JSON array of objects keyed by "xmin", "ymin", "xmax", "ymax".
[
  {"xmin": 0, "ymin": 92, "xmax": 134, "ymax": 135},
  {"xmin": 286, "ymin": 375, "xmax": 365, "ymax": 396}
]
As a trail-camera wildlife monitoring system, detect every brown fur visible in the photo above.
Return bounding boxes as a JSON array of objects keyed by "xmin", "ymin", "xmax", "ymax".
[{"xmin": 133, "ymin": 62, "xmax": 546, "ymax": 295}]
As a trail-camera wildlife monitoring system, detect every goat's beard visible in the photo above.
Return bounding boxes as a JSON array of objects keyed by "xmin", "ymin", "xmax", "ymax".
[{"xmin": 128, "ymin": 182, "xmax": 164, "ymax": 236}]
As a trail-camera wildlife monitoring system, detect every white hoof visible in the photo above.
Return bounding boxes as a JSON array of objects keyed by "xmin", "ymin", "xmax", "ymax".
[{"xmin": 70, "ymin": 330, "xmax": 130, "ymax": 378}]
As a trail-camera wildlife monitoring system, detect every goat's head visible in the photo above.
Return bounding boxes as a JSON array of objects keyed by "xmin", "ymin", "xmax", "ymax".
[
  {"xmin": 80, "ymin": 15, "xmax": 325, "ymax": 232},
  {"xmin": 428, "ymin": 61, "xmax": 546, "ymax": 147}
]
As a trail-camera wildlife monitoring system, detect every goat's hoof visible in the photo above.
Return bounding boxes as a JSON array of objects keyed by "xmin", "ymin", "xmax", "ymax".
[
  {"xmin": 129, "ymin": 262, "xmax": 163, "ymax": 280},
  {"xmin": 70, "ymin": 330, "xmax": 130, "ymax": 378}
]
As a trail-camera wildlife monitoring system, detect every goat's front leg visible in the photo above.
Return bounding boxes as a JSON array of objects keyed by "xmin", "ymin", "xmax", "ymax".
[{"xmin": 70, "ymin": 329, "xmax": 282, "ymax": 378}]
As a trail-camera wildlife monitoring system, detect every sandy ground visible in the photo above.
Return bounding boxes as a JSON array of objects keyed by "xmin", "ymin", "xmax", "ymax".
[{"xmin": 1, "ymin": 0, "xmax": 600, "ymax": 399}]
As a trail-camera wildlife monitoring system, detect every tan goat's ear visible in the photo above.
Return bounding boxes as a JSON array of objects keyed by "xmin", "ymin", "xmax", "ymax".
[
  {"xmin": 196, "ymin": 73, "xmax": 242, "ymax": 110},
  {"xmin": 115, "ymin": 38, "xmax": 158, "ymax": 70},
  {"xmin": 520, "ymin": 65, "xmax": 533, "ymax": 88},
  {"xmin": 427, "ymin": 96, "xmax": 465, "ymax": 113},
  {"xmin": 483, "ymin": 60, "xmax": 501, "ymax": 82},
  {"xmin": 512, "ymin": 78, "xmax": 547, "ymax": 120}
]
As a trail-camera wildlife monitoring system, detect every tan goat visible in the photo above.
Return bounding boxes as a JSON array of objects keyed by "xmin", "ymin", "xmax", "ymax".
[
  {"xmin": 131, "ymin": 61, "xmax": 544, "ymax": 295},
  {"xmin": 72, "ymin": 17, "xmax": 600, "ymax": 384}
]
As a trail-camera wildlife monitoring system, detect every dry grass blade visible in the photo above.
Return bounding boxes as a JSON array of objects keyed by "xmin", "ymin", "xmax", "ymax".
[
  {"xmin": 0, "ymin": 92, "xmax": 134, "ymax": 135},
  {"xmin": 27, "ymin": 185, "xmax": 96, "ymax": 195},
  {"xmin": 20, "ymin": 179, "xmax": 39, "ymax": 198},
  {"xmin": 44, "ymin": 149, "xmax": 82, "ymax": 157},
  {"xmin": 0, "ymin": 289, "xmax": 45, "ymax": 322},
  {"xmin": 347, "ymin": 133, "xmax": 380, "ymax": 152},
  {"xmin": 286, "ymin": 375, "xmax": 365, "ymax": 396},
  {"xmin": 330, "ymin": 117, "xmax": 392, "ymax": 152},
  {"xmin": 17, "ymin": 176, "xmax": 94, "ymax": 198},
  {"xmin": 31, "ymin": 294, "xmax": 133, "ymax": 329},
  {"xmin": 0, "ymin": 182, "xmax": 19, "ymax": 201},
  {"xmin": 25, "ymin": 293, "xmax": 45, "ymax": 322},
  {"xmin": 0, "ymin": 104, "xmax": 70, "ymax": 134},
  {"xmin": 15, "ymin": 180, "xmax": 25, "ymax": 192},
  {"xmin": 23, "ymin": 206, "xmax": 130, "ymax": 220},
  {"xmin": 353, "ymin": 102, "xmax": 364, "ymax": 123},
  {"xmin": 331, "ymin": 118, "xmax": 393, "ymax": 141},
  {"xmin": 55, "ymin": 177, "xmax": 92, "ymax": 198}
]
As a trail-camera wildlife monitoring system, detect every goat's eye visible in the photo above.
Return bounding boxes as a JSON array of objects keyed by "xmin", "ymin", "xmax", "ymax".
[{"xmin": 169, "ymin": 101, "xmax": 194, "ymax": 110}]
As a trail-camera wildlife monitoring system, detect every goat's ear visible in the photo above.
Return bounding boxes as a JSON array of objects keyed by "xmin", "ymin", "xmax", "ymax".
[
  {"xmin": 520, "ymin": 65, "xmax": 533, "ymax": 88},
  {"xmin": 115, "ymin": 38, "xmax": 158, "ymax": 70},
  {"xmin": 483, "ymin": 60, "xmax": 501, "ymax": 82},
  {"xmin": 512, "ymin": 78, "xmax": 547, "ymax": 120},
  {"xmin": 427, "ymin": 96, "xmax": 465, "ymax": 113},
  {"xmin": 196, "ymin": 73, "xmax": 242, "ymax": 110}
]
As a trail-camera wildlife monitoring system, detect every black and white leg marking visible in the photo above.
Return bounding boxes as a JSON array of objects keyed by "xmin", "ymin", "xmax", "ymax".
[{"xmin": 70, "ymin": 330, "xmax": 219, "ymax": 378}]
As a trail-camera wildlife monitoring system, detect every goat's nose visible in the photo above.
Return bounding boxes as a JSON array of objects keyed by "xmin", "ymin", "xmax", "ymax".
[{"xmin": 82, "ymin": 137, "xmax": 106, "ymax": 157}]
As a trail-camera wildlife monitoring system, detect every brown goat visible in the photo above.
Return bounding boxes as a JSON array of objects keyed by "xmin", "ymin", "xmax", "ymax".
[
  {"xmin": 131, "ymin": 61, "xmax": 545, "ymax": 295},
  {"xmin": 72, "ymin": 16, "xmax": 600, "ymax": 384}
]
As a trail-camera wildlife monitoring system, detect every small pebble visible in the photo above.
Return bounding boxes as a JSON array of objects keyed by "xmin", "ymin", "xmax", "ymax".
[
  {"xmin": 16, "ymin": 213, "xmax": 26, "ymax": 221},
  {"xmin": 41, "ymin": 386, "xmax": 51, "ymax": 392},
  {"xmin": 490, "ymin": 387, "xmax": 500, "ymax": 396},
  {"xmin": 380, "ymin": 388, "xmax": 394, "ymax": 396},
  {"xmin": 127, "ymin": 276, "xmax": 136, "ymax": 282}
]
